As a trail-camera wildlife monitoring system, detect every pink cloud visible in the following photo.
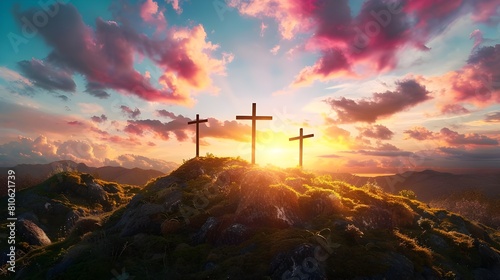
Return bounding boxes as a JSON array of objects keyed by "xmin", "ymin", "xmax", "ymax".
[
  {"xmin": 166, "ymin": 0, "xmax": 182, "ymax": 14},
  {"xmin": 230, "ymin": 0, "xmax": 499, "ymax": 86},
  {"xmin": 140, "ymin": 0, "xmax": 167, "ymax": 32},
  {"xmin": 438, "ymin": 44, "xmax": 500, "ymax": 106},
  {"xmin": 13, "ymin": 3, "xmax": 231, "ymax": 106}
]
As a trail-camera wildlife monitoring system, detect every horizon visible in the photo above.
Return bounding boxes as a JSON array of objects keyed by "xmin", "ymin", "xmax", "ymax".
[{"xmin": 1, "ymin": 0, "xmax": 499, "ymax": 175}]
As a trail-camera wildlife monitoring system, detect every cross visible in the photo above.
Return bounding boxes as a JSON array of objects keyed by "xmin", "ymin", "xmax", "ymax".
[
  {"xmin": 289, "ymin": 128, "xmax": 314, "ymax": 168},
  {"xmin": 187, "ymin": 114, "xmax": 208, "ymax": 157},
  {"xmin": 236, "ymin": 103, "xmax": 273, "ymax": 164}
]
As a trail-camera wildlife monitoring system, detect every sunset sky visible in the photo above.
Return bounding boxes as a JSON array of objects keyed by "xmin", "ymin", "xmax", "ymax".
[{"xmin": 0, "ymin": 0, "xmax": 499, "ymax": 175}]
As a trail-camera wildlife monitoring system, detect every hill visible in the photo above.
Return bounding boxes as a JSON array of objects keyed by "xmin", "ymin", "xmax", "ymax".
[
  {"xmin": 0, "ymin": 160, "xmax": 172, "ymax": 196},
  {"xmin": 323, "ymin": 170, "xmax": 500, "ymax": 202},
  {"xmin": 2, "ymin": 157, "xmax": 500, "ymax": 279},
  {"xmin": 0, "ymin": 172, "xmax": 142, "ymax": 266}
]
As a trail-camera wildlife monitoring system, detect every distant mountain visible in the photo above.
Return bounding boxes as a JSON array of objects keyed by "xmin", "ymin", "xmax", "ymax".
[
  {"xmin": 3, "ymin": 157, "xmax": 499, "ymax": 279},
  {"xmin": 324, "ymin": 169, "xmax": 500, "ymax": 202},
  {"xmin": 0, "ymin": 160, "xmax": 175, "ymax": 195}
]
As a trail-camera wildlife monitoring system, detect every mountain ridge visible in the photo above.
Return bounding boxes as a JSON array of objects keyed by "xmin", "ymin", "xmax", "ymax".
[
  {"xmin": 2, "ymin": 156, "xmax": 499, "ymax": 279},
  {"xmin": 0, "ymin": 160, "xmax": 176, "ymax": 196}
]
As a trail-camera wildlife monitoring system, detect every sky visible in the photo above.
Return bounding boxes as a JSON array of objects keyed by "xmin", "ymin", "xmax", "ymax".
[{"xmin": 0, "ymin": 0, "xmax": 499, "ymax": 175}]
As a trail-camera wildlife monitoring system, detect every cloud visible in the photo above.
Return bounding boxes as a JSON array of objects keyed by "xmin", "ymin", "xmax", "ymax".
[
  {"xmin": 91, "ymin": 114, "xmax": 108, "ymax": 123},
  {"xmin": 229, "ymin": 0, "xmax": 497, "ymax": 86},
  {"xmin": 439, "ymin": 104, "xmax": 470, "ymax": 115},
  {"xmin": 403, "ymin": 126, "xmax": 435, "ymax": 141},
  {"xmin": 0, "ymin": 135, "xmax": 176, "ymax": 171},
  {"xmin": 67, "ymin": 121, "xmax": 84, "ymax": 126},
  {"xmin": 124, "ymin": 112, "xmax": 252, "ymax": 143},
  {"xmin": 0, "ymin": 66, "xmax": 32, "ymax": 85},
  {"xmin": 438, "ymin": 44, "xmax": 500, "ymax": 106},
  {"xmin": 485, "ymin": 112, "xmax": 500, "ymax": 123},
  {"xmin": 13, "ymin": 2, "xmax": 231, "ymax": 105},
  {"xmin": 140, "ymin": 0, "xmax": 167, "ymax": 32},
  {"xmin": 166, "ymin": 0, "xmax": 182, "ymax": 14},
  {"xmin": 270, "ymin": 45, "xmax": 280, "ymax": 55},
  {"xmin": 404, "ymin": 126, "xmax": 498, "ymax": 146},
  {"xmin": 357, "ymin": 124, "xmax": 393, "ymax": 140},
  {"xmin": 156, "ymin": 109, "xmax": 177, "ymax": 119},
  {"xmin": 0, "ymin": 135, "xmax": 105, "ymax": 167},
  {"xmin": 120, "ymin": 105, "xmax": 141, "ymax": 119},
  {"xmin": 85, "ymin": 82, "xmax": 111, "ymax": 99},
  {"xmin": 324, "ymin": 79, "xmax": 431, "ymax": 123},
  {"xmin": 17, "ymin": 59, "xmax": 75, "ymax": 92},
  {"xmin": 440, "ymin": 127, "xmax": 498, "ymax": 146},
  {"xmin": 202, "ymin": 118, "xmax": 251, "ymax": 142},
  {"xmin": 469, "ymin": 29, "xmax": 484, "ymax": 53},
  {"xmin": 0, "ymin": 101, "xmax": 89, "ymax": 136},
  {"xmin": 438, "ymin": 146, "xmax": 500, "ymax": 161}
]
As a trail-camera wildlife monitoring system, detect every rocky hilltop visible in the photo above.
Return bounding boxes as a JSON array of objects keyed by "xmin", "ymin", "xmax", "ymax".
[{"xmin": 2, "ymin": 156, "xmax": 500, "ymax": 279}]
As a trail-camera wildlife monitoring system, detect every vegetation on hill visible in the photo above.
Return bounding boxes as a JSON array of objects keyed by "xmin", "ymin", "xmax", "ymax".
[
  {"xmin": 2, "ymin": 157, "xmax": 500, "ymax": 279},
  {"xmin": 0, "ymin": 172, "xmax": 142, "ymax": 267}
]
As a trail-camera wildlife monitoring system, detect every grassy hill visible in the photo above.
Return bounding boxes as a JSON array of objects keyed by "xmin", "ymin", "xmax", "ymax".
[{"xmin": 2, "ymin": 157, "xmax": 500, "ymax": 279}]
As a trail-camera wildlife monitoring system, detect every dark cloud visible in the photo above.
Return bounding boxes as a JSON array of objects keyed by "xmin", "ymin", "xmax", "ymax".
[
  {"xmin": 85, "ymin": 82, "xmax": 111, "ymax": 99},
  {"xmin": 485, "ymin": 112, "xmax": 500, "ymax": 123},
  {"xmin": 91, "ymin": 114, "xmax": 108, "ymax": 123},
  {"xmin": 325, "ymin": 79, "xmax": 431, "ymax": 123},
  {"xmin": 120, "ymin": 106, "xmax": 141, "ymax": 119},
  {"xmin": 440, "ymin": 127, "xmax": 498, "ymax": 146},
  {"xmin": 17, "ymin": 59, "xmax": 75, "ymax": 92},
  {"xmin": 357, "ymin": 124, "xmax": 394, "ymax": 140}
]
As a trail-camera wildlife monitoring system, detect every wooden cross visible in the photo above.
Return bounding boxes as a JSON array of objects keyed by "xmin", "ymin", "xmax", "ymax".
[
  {"xmin": 236, "ymin": 103, "xmax": 273, "ymax": 164},
  {"xmin": 187, "ymin": 114, "xmax": 208, "ymax": 157},
  {"xmin": 289, "ymin": 128, "xmax": 314, "ymax": 167}
]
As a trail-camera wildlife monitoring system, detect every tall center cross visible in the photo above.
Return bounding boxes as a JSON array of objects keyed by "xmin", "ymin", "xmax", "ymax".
[
  {"xmin": 289, "ymin": 128, "xmax": 314, "ymax": 167},
  {"xmin": 236, "ymin": 103, "xmax": 272, "ymax": 164},
  {"xmin": 188, "ymin": 114, "xmax": 208, "ymax": 157}
]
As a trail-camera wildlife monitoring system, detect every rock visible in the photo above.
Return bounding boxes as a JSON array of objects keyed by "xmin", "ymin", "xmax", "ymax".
[
  {"xmin": 270, "ymin": 243, "xmax": 327, "ymax": 280},
  {"xmin": 235, "ymin": 170, "xmax": 302, "ymax": 227},
  {"xmin": 216, "ymin": 224, "xmax": 250, "ymax": 246},
  {"xmin": 476, "ymin": 242, "xmax": 500, "ymax": 268},
  {"xmin": 426, "ymin": 234, "xmax": 449, "ymax": 250},
  {"xmin": 193, "ymin": 217, "xmax": 219, "ymax": 244},
  {"xmin": 116, "ymin": 203, "xmax": 164, "ymax": 237},
  {"xmin": 18, "ymin": 219, "xmax": 51, "ymax": 246},
  {"xmin": 381, "ymin": 252, "xmax": 415, "ymax": 280},
  {"xmin": 161, "ymin": 219, "xmax": 182, "ymax": 235}
]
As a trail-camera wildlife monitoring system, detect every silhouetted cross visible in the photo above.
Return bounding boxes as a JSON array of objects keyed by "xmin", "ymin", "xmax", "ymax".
[
  {"xmin": 188, "ymin": 114, "xmax": 208, "ymax": 157},
  {"xmin": 289, "ymin": 128, "xmax": 314, "ymax": 167},
  {"xmin": 236, "ymin": 103, "xmax": 273, "ymax": 164}
]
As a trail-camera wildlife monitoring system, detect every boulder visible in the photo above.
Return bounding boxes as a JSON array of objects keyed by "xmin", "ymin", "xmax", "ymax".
[
  {"xmin": 18, "ymin": 219, "xmax": 51, "ymax": 246},
  {"xmin": 270, "ymin": 243, "xmax": 326, "ymax": 280}
]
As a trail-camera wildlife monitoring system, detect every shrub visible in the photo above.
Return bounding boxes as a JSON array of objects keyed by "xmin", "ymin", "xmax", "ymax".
[{"xmin": 399, "ymin": 189, "xmax": 417, "ymax": 200}]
